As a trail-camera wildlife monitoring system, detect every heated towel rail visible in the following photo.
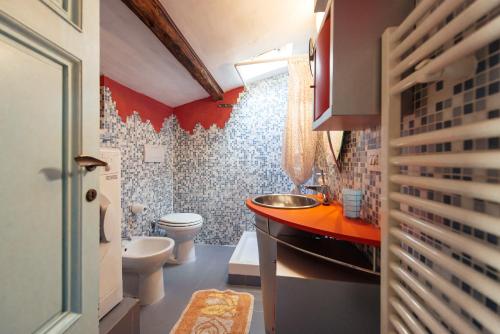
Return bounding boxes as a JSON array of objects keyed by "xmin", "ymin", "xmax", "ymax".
[{"xmin": 381, "ymin": 0, "xmax": 500, "ymax": 333}]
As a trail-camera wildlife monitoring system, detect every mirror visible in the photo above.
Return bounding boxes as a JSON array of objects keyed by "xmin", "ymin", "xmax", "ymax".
[
  {"xmin": 308, "ymin": 37, "xmax": 315, "ymax": 77},
  {"xmin": 325, "ymin": 131, "xmax": 344, "ymax": 172}
]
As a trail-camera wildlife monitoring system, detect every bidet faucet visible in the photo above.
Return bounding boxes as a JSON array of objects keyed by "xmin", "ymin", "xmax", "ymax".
[
  {"xmin": 122, "ymin": 220, "xmax": 132, "ymax": 241},
  {"xmin": 150, "ymin": 221, "xmax": 157, "ymax": 235}
]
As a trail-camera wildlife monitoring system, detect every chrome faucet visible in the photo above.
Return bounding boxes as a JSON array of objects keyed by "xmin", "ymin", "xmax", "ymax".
[
  {"xmin": 122, "ymin": 220, "xmax": 133, "ymax": 241},
  {"xmin": 305, "ymin": 170, "xmax": 332, "ymax": 205}
]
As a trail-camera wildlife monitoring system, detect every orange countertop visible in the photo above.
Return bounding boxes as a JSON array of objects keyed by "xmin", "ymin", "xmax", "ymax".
[{"xmin": 246, "ymin": 198, "xmax": 381, "ymax": 247}]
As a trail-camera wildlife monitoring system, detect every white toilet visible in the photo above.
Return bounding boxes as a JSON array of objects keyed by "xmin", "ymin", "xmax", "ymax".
[{"xmin": 158, "ymin": 213, "xmax": 203, "ymax": 264}]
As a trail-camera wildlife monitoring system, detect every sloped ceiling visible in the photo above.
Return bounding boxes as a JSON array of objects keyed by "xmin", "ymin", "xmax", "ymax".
[{"xmin": 100, "ymin": 0, "xmax": 315, "ymax": 107}]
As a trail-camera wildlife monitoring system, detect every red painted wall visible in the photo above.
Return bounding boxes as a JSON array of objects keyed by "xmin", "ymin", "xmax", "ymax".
[
  {"xmin": 100, "ymin": 75, "xmax": 244, "ymax": 133},
  {"xmin": 100, "ymin": 75, "xmax": 174, "ymax": 132},
  {"xmin": 173, "ymin": 87, "xmax": 244, "ymax": 134}
]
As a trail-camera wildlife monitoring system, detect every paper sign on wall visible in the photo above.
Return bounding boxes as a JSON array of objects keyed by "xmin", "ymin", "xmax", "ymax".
[{"xmin": 144, "ymin": 144, "xmax": 166, "ymax": 163}]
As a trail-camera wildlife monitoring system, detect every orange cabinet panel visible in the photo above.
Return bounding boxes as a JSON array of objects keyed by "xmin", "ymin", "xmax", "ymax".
[{"xmin": 314, "ymin": 12, "xmax": 331, "ymax": 121}]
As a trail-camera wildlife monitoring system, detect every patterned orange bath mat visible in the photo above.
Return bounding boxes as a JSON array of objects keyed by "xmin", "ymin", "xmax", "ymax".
[{"xmin": 170, "ymin": 289, "xmax": 254, "ymax": 334}]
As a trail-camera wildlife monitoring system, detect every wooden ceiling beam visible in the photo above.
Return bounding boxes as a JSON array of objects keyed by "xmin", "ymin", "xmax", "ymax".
[{"xmin": 122, "ymin": 0, "xmax": 224, "ymax": 100}]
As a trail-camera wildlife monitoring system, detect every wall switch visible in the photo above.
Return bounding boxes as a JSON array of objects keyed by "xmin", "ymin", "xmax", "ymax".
[{"xmin": 144, "ymin": 144, "xmax": 165, "ymax": 163}]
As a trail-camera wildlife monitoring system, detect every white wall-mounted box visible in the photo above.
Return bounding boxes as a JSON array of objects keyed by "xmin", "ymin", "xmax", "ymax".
[{"xmin": 144, "ymin": 144, "xmax": 165, "ymax": 163}]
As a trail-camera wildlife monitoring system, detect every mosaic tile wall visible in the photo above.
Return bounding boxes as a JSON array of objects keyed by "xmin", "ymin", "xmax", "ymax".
[
  {"xmin": 312, "ymin": 128, "xmax": 382, "ymax": 269},
  {"xmin": 100, "ymin": 75, "xmax": 293, "ymax": 243},
  {"xmin": 100, "ymin": 74, "xmax": 386, "ymax": 246},
  {"xmin": 315, "ymin": 128, "xmax": 382, "ymax": 226},
  {"xmin": 172, "ymin": 74, "xmax": 293, "ymax": 245},
  {"xmin": 100, "ymin": 87, "xmax": 175, "ymax": 237},
  {"xmin": 100, "ymin": 72, "xmax": 388, "ymax": 246}
]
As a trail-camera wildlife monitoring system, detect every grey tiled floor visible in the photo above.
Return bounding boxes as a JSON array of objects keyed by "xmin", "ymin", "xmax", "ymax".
[{"xmin": 140, "ymin": 244, "xmax": 265, "ymax": 334}]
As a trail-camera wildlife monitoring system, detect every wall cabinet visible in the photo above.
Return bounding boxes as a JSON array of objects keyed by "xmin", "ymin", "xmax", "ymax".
[
  {"xmin": 314, "ymin": 10, "xmax": 331, "ymax": 122},
  {"xmin": 312, "ymin": 0, "xmax": 411, "ymax": 130}
]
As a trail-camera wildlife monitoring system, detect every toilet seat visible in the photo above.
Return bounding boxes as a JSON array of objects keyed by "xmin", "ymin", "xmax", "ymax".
[
  {"xmin": 159, "ymin": 213, "xmax": 203, "ymax": 228},
  {"xmin": 158, "ymin": 221, "xmax": 202, "ymax": 228}
]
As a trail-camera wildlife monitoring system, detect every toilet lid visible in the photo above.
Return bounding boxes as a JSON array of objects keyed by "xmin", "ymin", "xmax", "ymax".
[{"xmin": 159, "ymin": 213, "xmax": 203, "ymax": 226}]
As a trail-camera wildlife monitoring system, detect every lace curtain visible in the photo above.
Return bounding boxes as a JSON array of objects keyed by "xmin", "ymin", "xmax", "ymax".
[{"xmin": 282, "ymin": 57, "xmax": 321, "ymax": 192}]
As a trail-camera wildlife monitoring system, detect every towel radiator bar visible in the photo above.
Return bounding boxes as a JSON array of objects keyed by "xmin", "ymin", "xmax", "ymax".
[{"xmin": 381, "ymin": 0, "xmax": 500, "ymax": 333}]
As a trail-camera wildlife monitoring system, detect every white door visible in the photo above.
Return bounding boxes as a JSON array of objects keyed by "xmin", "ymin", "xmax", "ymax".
[{"xmin": 0, "ymin": 1, "xmax": 100, "ymax": 333}]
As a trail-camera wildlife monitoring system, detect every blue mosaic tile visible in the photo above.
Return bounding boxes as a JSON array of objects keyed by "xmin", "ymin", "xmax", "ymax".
[
  {"xmin": 100, "ymin": 87, "xmax": 175, "ymax": 237},
  {"xmin": 172, "ymin": 74, "xmax": 293, "ymax": 245}
]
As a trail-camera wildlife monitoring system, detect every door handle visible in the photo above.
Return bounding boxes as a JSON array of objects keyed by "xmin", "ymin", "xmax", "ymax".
[{"xmin": 74, "ymin": 155, "xmax": 108, "ymax": 171}]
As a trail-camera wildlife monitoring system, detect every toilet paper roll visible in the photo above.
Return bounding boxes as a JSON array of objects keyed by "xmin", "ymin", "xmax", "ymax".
[{"xmin": 130, "ymin": 203, "xmax": 147, "ymax": 214}]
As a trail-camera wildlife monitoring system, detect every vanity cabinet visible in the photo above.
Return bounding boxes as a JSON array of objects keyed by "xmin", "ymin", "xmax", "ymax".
[
  {"xmin": 255, "ymin": 216, "xmax": 380, "ymax": 334},
  {"xmin": 275, "ymin": 244, "xmax": 380, "ymax": 334},
  {"xmin": 255, "ymin": 215, "xmax": 277, "ymax": 334},
  {"xmin": 312, "ymin": 0, "xmax": 412, "ymax": 130}
]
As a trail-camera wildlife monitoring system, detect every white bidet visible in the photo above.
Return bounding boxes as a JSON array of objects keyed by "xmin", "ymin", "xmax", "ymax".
[{"xmin": 122, "ymin": 236, "xmax": 174, "ymax": 305}]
